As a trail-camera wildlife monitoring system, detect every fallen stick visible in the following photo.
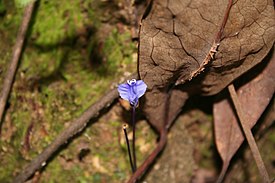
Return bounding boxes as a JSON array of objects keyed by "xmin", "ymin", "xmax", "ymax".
[
  {"xmin": 227, "ymin": 84, "xmax": 270, "ymax": 183},
  {"xmin": 0, "ymin": 2, "xmax": 36, "ymax": 132}
]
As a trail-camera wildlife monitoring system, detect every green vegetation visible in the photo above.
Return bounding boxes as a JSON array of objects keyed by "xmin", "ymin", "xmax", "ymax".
[{"xmin": 0, "ymin": 0, "xmax": 154, "ymax": 182}]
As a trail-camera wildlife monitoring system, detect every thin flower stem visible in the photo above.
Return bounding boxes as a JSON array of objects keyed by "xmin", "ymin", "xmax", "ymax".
[
  {"xmin": 132, "ymin": 106, "xmax": 137, "ymax": 171},
  {"xmin": 127, "ymin": 128, "xmax": 168, "ymax": 183},
  {"xmin": 123, "ymin": 124, "xmax": 135, "ymax": 173}
]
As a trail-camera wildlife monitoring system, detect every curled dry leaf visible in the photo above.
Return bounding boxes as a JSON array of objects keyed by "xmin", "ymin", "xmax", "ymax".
[
  {"xmin": 213, "ymin": 48, "xmax": 275, "ymax": 181},
  {"xmin": 138, "ymin": 0, "xmax": 275, "ymax": 131}
]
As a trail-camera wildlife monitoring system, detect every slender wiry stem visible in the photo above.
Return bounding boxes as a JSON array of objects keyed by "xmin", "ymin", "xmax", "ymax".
[
  {"xmin": 228, "ymin": 84, "xmax": 270, "ymax": 183},
  {"xmin": 127, "ymin": 129, "xmax": 167, "ymax": 183},
  {"xmin": 127, "ymin": 84, "xmax": 171, "ymax": 182},
  {"xmin": 0, "ymin": 2, "xmax": 35, "ymax": 133},
  {"xmin": 132, "ymin": 106, "xmax": 137, "ymax": 171},
  {"xmin": 123, "ymin": 124, "xmax": 135, "ymax": 173}
]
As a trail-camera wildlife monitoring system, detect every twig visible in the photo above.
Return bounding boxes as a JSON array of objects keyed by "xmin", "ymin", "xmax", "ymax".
[
  {"xmin": 228, "ymin": 84, "xmax": 270, "ymax": 183},
  {"xmin": 0, "ymin": 2, "xmax": 36, "ymax": 132},
  {"xmin": 13, "ymin": 74, "xmax": 137, "ymax": 183}
]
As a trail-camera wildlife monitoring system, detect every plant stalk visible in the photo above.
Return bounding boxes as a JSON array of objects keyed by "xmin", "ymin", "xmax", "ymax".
[
  {"xmin": 132, "ymin": 106, "xmax": 137, "ymax": 171},
  {"xmin": 123, "ymin": 124, "xmax": 135, "ymax": 173}
]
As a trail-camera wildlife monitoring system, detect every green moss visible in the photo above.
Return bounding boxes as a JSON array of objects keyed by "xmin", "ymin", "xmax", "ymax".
[
  {"xmin": 0, "ymin": 0, "xmax": 6, "ymax": 15},
  {"xmin": 0, "ymin": 0, "xmax": 139, "ymax": 182},
  {"xmin": 0, "ymin": 1, "xmax": 23, "ymax": 36},
  {"xmin": 268, "ymin": 130, "xmax": 275, "ymax": 143},
  {"xmin": 32, "ymin": 1, "xmax": 81, "ymax": 45},
  {"xmin": 103, "ymin": 28, "xmax": 136, "ymax": 73},
  {"xmin": 92, "ymin": 173, "xmax": 102, "ymax": 183},
  {"xmin": 41, "ymin": 160, "xmax": 69, "ymax": 183},
  {"xmin": 14, "ymin": 0, "xmax": 35, "ymax": 8}
]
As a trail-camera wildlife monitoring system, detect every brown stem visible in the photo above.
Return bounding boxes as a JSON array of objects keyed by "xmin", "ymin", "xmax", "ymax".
[
  {"xmin": 0, "ymin": 2, "xmax": 36, "ymax": 132},
  {"xmin": 214, "ymin": 0, "xmax": 233, "ymax": 44},
  {"xmin": 216, "ymin": 162, "xmax": 229, "ymax": 183},
  {"xmin": 13, "ymin": 74, "xmax": 137, "ymax": 183},
  {"xmin": 132, "ymin": 106, "xmax": 137, "ymax": 171},
  {"xmin": 127, "ymin": 80, "xmax": 172, "ymax": 182},
  {"xmin": 127, "ymin": 129, "xmax": 167, "ymax": 183},
  {"xmin": 228, "ymin": 84, "xmax": 270, "ymax": 183},
  {"xmin": 187, "ymin": 0, "xmax": 233, "ymax": 82}
]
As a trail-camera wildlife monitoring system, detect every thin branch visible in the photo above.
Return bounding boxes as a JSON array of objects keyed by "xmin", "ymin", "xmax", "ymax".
[
  {"xmin": 13, "ymin": 74, "xmax": 137, "ymax": 183},
  {"xmin": 228, "ymin": 84, "xmax": 270, "ymax": 183},
  {"xmin": 0, "ymin": 2, "xmax": 36, "ymax": 132}
]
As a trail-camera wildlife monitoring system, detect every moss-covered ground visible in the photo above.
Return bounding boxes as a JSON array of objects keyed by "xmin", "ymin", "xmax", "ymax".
[
  {"xmin": 0, "ymin": 0, "xmax": 274, "ymax": 183},
  {"xmin": 0, "ymin": 0, "xmax": 156, "ymax": 182}
]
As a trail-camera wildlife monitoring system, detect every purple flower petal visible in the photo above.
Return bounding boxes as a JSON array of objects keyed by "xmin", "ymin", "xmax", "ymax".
[
  {"xmin": 135, "ymin": 80, "xmax": 147, "ymax": 98},
  {"xmin": 117, "ymin": 79, "xmax": 147, "ymax": 107},
  {"xmin": 118, "ymin": 83, "xmax": 130, "ymax": 101}
]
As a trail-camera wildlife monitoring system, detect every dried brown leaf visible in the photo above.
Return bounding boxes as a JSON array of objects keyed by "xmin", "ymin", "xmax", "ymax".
[
  {"xmin": 213, "ymin": 48, "xmax": 275, "ymax": 180},
  {"xmin": 138, "ymin": 0, "xmax": 275, "ymax": 130}
]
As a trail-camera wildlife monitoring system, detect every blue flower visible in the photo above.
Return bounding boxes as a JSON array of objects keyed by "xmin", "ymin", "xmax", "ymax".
[{"xmin": 118, "ymin": 79, "xmax": 147, "ymax": 107}]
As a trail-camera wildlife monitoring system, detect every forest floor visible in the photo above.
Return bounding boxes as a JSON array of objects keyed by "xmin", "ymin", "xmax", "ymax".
[{"xmin": 0, "ymin": 0, "xmax": 274, "ymax": 182}]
